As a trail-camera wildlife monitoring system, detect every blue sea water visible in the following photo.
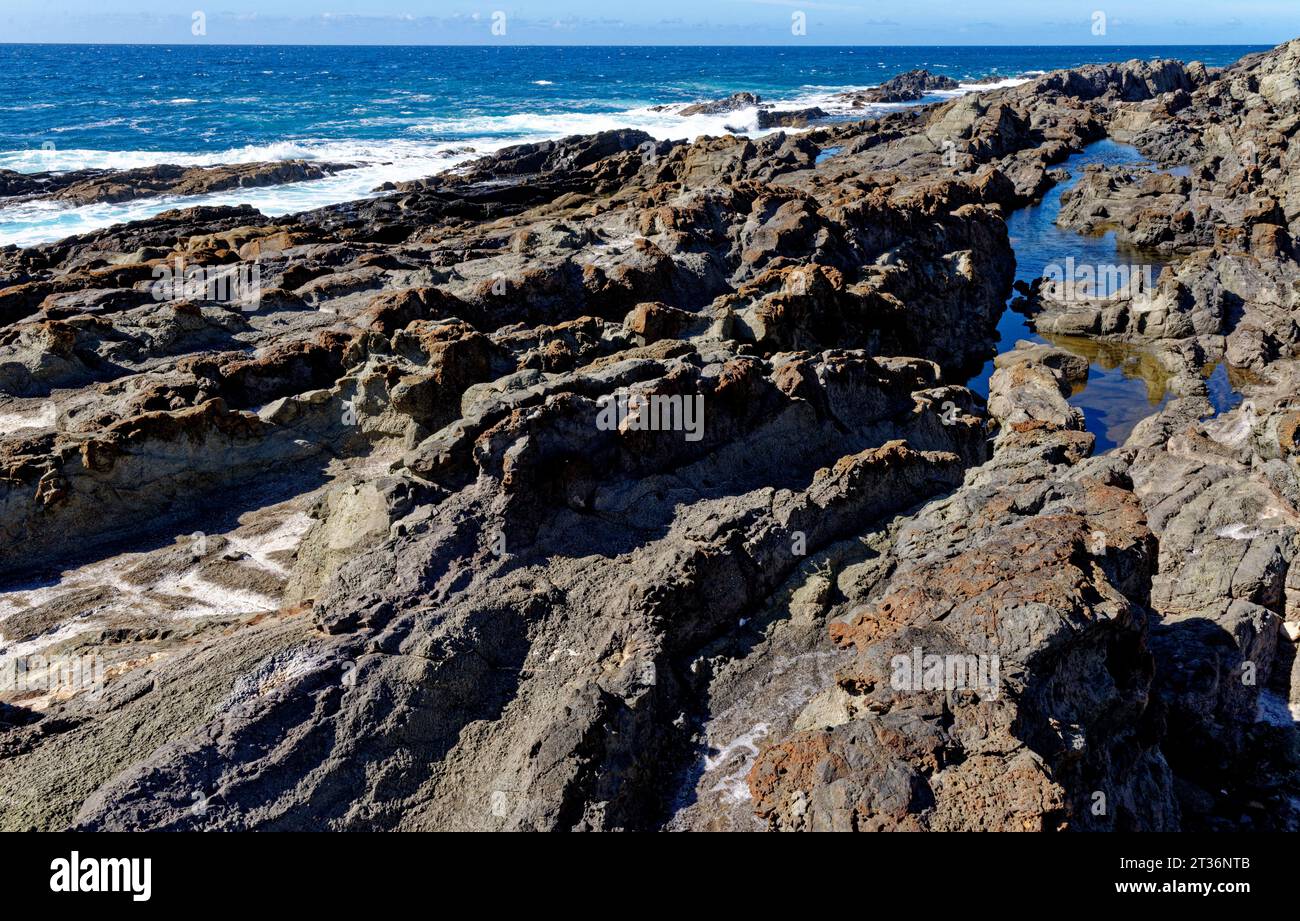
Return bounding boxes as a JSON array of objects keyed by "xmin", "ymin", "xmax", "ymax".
[{"xmin": 0, "ymin": 44, "xmax": 1266, "ymax": 245}]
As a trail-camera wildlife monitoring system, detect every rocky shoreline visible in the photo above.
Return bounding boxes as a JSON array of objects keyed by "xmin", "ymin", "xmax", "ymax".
[
  {"xmin": 0, "ymin": 159, "xmax": 358, "ymax": 207},
  {"xmin": 1, "ymin": 42, "xmax": 1298, "ymax": 831}
]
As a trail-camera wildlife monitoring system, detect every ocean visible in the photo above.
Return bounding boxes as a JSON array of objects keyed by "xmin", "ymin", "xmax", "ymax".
[{"xmin": 0, "ymin": 43, "xmax": 1266, "ymax": 246}]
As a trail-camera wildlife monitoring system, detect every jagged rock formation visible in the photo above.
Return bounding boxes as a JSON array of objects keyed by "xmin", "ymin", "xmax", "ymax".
[
  {"xmin": 666, "ymin": 93, "xmax": 827, "ymax": 130},
  {"xmin": 749, "ymin": 343, "xmax": 1174, "ymax": 831},
  {"xmin": 1, "ymin": 48, "xmax": 1297, "ymax": 832},
  {"xmin": 678, "ymin": 93, "xmax": 764, "ymax": 116},
  {"xmin": 837, "ymin": 70, "xmax": 961, "ymax": 106}
]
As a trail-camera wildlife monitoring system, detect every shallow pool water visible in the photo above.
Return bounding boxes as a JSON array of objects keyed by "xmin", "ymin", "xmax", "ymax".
[
  {"xmin": 1202, "ymin": 362, "xmax": 1250, "ymax": 417},
  {"xmin": 814, "ymin": 146, "xmax": 843, "ymax": 165},
  {"xmin": 968, "ymin": 140, "xmax": 1238, "ymax": 452}
]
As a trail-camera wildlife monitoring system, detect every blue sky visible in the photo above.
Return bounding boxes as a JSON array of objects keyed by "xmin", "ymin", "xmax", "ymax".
[{"xmin": 0, "ymin": 1, "xmax": 1294, "ymax": 45}]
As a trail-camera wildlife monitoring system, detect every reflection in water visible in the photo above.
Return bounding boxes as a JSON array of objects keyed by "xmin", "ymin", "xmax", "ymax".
[
  {"xmin": 1040, "ymin": 333, "xmax": 1176, "ymax": 404},
  {"xmin": 1201, "ymin": 362, "xmax": 1262, "ymax": 416},
  {"xmin": 969, "ymin": 140, "xmax": 1243, "ymax": 452},
  {"xmin": 814, "ymin": 146, "xmax": 842, "ymax": 165},
  {"xmin": 1041, "ymin": 333, "xmax": 1173, "ymax": 450}
]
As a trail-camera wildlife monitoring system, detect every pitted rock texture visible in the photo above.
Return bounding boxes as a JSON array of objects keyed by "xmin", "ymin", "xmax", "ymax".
[{"xmin": 1, "ymin": 47, "xmax": 1297, "ymax": 832}]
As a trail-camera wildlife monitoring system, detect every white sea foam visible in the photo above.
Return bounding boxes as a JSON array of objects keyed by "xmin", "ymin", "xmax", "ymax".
[
  {"xmin": 0, "ymin": 139, "xmax": 496, "ymax": 247},
  {"xmin": 764, "ymin": 76, "xmax": 1027, "ymax": 118},
  {"xmin": 0, "ymin": 77, "xmax": 1023, "ymax": 247},
  {"xmin": 960, "ymin": 77, "xmax": 1034, "ymax": 91},
  {"xmin": 704, "ymin": 722, "xmax": 771, "ymax": 804},
  {"xmin": 0, "ymin": 137, "xmax": 481, "ymax": 174},
  {"xmin": 407, "ymin": 103, "xmax": 773, "ymax": 143},
  {"xmin": 0, "ymin": 102, "xmax": 795, "ymax": 245}
]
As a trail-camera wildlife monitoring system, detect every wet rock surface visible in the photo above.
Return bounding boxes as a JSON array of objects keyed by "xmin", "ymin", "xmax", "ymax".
[{"xmin": 1, "ymin": 48, "xmax": 1298, "ymax": 831}]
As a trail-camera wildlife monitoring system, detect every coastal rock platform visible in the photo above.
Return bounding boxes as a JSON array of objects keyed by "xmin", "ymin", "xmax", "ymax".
[{"xmin": 2, "ymin": 43, "xmax": 1299, "ymax": 832}]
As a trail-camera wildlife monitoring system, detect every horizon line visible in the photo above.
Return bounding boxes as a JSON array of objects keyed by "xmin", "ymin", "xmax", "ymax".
[{"xmin": 0, "ymin": 41, "xmax": 1278, "ymax": 48}]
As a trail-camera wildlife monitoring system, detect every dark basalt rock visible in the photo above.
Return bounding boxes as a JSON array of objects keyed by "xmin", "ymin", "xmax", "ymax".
[
  {"xmin": 0, "ymin": 44, "xmax": 1298, "ymax": 834},
  {"xmin": 756, "ymin": 107, "xmax": 828, "ymax": 129},
  {"xmin": 0, "ymin": 160, "xmax": 358, "ymax": 207},
  {"xmin": 839, "ymin": 69, "xmax": 961, "ymax": 106},
  {"xmin": 678, "ymin": 92, "xmax": 763, "ymax": 116}
]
